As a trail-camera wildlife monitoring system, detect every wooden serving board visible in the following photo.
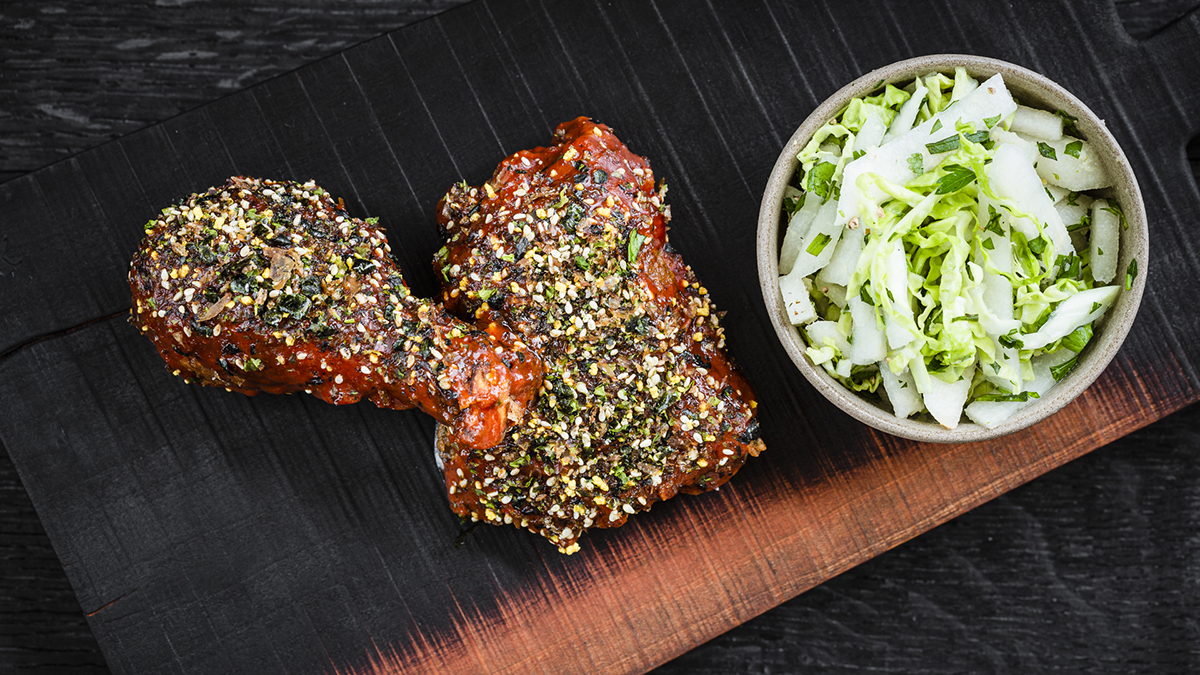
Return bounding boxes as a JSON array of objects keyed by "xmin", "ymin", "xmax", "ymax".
[{"xmin": 1, "ymin": 0, "xmax": 1198, "ymax": 672}]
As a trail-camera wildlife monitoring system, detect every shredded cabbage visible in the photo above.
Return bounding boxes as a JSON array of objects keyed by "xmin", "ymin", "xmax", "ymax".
[{"xmin": 778, "ymin": 70, "xmax": 1124, "ymax": 429}]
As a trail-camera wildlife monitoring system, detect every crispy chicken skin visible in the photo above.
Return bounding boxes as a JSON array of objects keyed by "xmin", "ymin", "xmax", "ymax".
[
  {"xmin": 434, "ymin": 118, "xmax": 764, "ymax": 553},
  {"xmin": 128, "ymin": 176, "xmax": 540, "ymax": 449}
]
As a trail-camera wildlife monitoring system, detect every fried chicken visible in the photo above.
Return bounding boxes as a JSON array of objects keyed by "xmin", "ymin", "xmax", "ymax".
[
  {"xmin": 434, "ymin": 118, "xmax": 764, "ymax": 553},
  {"xmin": 128, "ymin": 176, "xmax": 540, "ymax": 449}
]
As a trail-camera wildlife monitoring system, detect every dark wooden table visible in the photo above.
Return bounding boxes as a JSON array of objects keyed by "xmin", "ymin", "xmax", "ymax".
[{"xmin": 3, "ymin": 1, "xmax": 1199, "ymax": 672}]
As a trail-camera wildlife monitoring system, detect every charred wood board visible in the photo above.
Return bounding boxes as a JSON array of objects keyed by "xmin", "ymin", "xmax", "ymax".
[{"xmin": 1, "ymin": 0, "xmax": 1199, "ymax": 673}]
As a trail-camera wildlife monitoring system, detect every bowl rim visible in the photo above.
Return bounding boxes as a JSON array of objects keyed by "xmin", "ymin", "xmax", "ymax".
[{"xmin": 756, "ymin": 53, "xmax": 1148, "ymax": 443}]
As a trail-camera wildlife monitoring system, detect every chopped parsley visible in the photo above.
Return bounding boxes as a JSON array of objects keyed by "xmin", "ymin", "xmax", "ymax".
[
  {"xmin": 806, "ymin": 232, "xmax": 832, "ymax": 256},
  {"xmin": 1050, "ymin": 356, "xmax": 1078, "ymax": 382},
  {"xmin": 974, "ymin": 391, "xmax": 1040, "ymax": 402},
  {"xmin": 935, "ymin": 164, "xmax": 976, "ymax": 194}
]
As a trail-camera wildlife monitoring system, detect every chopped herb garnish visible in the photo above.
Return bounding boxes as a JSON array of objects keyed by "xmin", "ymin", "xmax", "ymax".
[
  {"xmin": 964, "ymin": 130, "xmax": 990, "ymax": 144},
  {"xmin": 611, "ymin": 465, "xmax": 630, "ymax": 487},
  {"xmin": 998, "ymin": 329, "xmax": 1024, "ymax": 350},
  {"xmin": 627, "ymin": 231, "xmax": 646, "ymax": 264},
  {"xmin": 783, "ymin": 193, "xmax": 804, "ymax": 218},
  {"xmin": 935, "ymin": 164, "xmax": 975, "ymax": 194},
  {"xmin": 277, "ymin": 294, "xmax": 311, "ymax": 320},
  {"xmin": 985, "ymin": 205, "xmax": 1004, "ymax": 235},
  {"xmin": 806, "ymin": 232, "xmax": 832, "ymax": 256},
  {"xmin": 1067, "ymin": 214, "xmax": 1091, "ymax": 231},
  {"xmin": 562, "ymin": 202, "xmax": 585, "ymax": 232},
  {"xmin": 1126, "ymin": 259, "xmax": 1138, "ymax": 290},
  {"xmin": 1063, "ymin": 141, "xmax": 1083, "ymax": 159},
  {"xmin": 261, "ymin": 307, "xmax": 285, "ymax": 327},
  {"xmin": 859, "ymin": 286, "xmax": 874, "ymax": 306},
  {"xmin": 983, "ymin": 114, "xmax": 1001, "ymax": 128},
  {"xmin": 1055, "ymin": 110, "xmax": 1080, "ymax": 136},
  {"xmin": 908, "ymin": 153, "xmax": 924, "ymax": 174},
  {"xmin": 349, "ymin": 257, "xmax": 377, "ymax": 274},
  {"xmin": 974, "ymin": 391, "xmax": 1040, "ymax": 402},
  {"xmin": 477, "ymin": 287, "xmax": 496, "ymax": 301},
  {"xmin": 1050, "ymin": 356, "xmax": 1079, "ymax": 381},
  {"xmin": 1037, "ymin": 142, "xmax": 1057, "ymax": 161},
  {"xmin": 1062, "ymin": 323, "xmax": 1093, "ymax": 353},
  {"xmin": 1102, "ymin": 205, "xmax": 1128, "ymax": 230},
  {"xmin": 806, "ymin": 161, "xmax": 837, "ymax": 199},
  {"xmin": 931, "ymin": 119, "xmax": 943, "ymax": 133},
  {"xmin": 926, "ymin": 136, "xmax": 960, "ymax": 154},
  {"xmin": 299, "ymin": 276, "xmax": 322, "ymax": 297},
  {"xmin": 1056, "ymin": 253, "xmax": 1081, "ymax": 279},
  {"xmin": 926, "ymin": 131, "xmax": 989, "ymax": 154}
]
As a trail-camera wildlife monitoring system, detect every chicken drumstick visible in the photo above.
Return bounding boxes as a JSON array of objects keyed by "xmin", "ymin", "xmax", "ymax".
[{"xmin": 129, "ymin": 176, "xmax": 541, "ymax": 449}]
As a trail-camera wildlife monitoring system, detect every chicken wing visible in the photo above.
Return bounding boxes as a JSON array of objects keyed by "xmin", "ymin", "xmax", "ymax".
[{"xmin": 434, "ymin": 118, "xmax": 764, "ymax": 552}]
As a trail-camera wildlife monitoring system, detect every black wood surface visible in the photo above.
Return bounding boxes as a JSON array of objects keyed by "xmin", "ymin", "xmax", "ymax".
[{"xmin": 3, "ymin": 1, "xmax": 1200, "ymax": 673}]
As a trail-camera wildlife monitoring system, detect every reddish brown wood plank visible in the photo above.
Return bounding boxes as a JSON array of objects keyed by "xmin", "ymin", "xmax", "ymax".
[{"xmin": 323, "ymin": 361, "xmax": 1196, "ymax": 675}]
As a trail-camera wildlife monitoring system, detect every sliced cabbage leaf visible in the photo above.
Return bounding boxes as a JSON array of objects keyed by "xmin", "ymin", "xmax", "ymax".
[
  {"xmin": 1032, "ymin": 136, "xmax": 1109, "ymax": 191},
  {"xmin": 780, "ymin": 271, "xmax": 817, "ymax": 325},
  {"xmin": 921, "ymin": 362, "xmax": 976, "ymax": 429},
  {"xmin": 1089, "ymin": 198, "xmax": 1120, "ymax": 284},
  {"xmin": 1009, "ymin": 105, "xmax": 1064, "ymax": 140},
  {"xmin": 849, "ymin": 296, "xmax": 887, "ymax": 365},
  {"xmin": 1019, "ymin": 285, "xmax": 1120, "ymax": 351},
  {"xmin": 879, "ymin": 363, "xmax": 923, "ymax": 418},
  {"xmin": 779, "ymin": 193, "xmax": 823, "ymax": 274}
]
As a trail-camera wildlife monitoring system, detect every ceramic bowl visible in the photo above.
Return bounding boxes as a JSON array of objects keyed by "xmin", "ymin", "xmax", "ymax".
[{"xmin": 756, "ymin": 54, "xmax": 1148, "ymax": 442}]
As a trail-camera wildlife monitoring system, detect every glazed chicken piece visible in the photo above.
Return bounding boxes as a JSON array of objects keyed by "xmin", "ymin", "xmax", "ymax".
[
  {"xmin": 129, "ymin": 176, "xmax": 540, "ymax": 449},
  {"xmin": 434, "ymin": 118, "xmax": 764, "ymax": 553}
]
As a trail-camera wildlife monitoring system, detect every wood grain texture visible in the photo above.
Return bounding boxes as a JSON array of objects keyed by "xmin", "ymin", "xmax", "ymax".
[
  {"xmin": 3, "ymin": 0, "xmax": 1200, "ymax": 673},
  {"xmin": 0, "ymin": 437, "xmax": 108, "ymax": 672},
  {"xmin": 0, "ymin": 0, "xmax": 467, "ymax": 178}
]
